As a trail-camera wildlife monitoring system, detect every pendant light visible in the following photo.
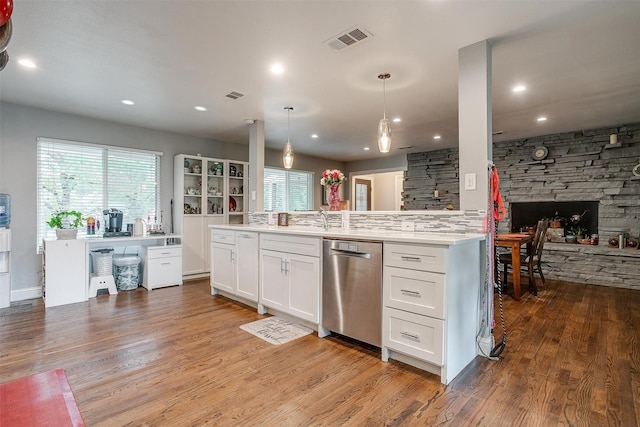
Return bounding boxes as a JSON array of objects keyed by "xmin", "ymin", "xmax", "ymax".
[
  {"xmin": 283, "ymin": 106, "xmax": 294, "ymax": 169},
  {"xmin": 377, "ymin": 73, "xmax": 392, "ymax": 153}
]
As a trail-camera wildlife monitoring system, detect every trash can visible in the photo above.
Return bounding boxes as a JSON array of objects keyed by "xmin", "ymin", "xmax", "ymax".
[
  {"xmin": 113, "ymin": 255, "xmax": 141, "ymax": 291},
  {"xmin": 91, "ymin": 248, "xmax": 114, "ymax": 276}
]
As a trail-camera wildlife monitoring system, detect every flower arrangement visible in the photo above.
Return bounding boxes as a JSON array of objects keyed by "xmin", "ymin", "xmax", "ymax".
[{"xmin": 320, "ymin": 169, "xmax": 345, "ymax": 187}]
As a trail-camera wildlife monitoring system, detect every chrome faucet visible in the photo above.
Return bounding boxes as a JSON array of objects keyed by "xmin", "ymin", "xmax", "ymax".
[{"xmin": 317, "ymin": 208, "xmax": 329, "ymax": 230}]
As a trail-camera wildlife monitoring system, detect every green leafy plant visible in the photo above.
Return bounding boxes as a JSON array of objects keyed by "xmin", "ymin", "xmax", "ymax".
[
  {"xmin": 568, "ymin": 225, "xmax": 587, "ymax": 237},
  {"xmin": 46, "ymin": 210, "xmax": 84, "ymax": 229}
]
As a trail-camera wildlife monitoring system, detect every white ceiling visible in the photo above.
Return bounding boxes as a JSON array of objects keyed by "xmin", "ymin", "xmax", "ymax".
[{"xmin": 1, "ymin": 1, "xmax": 639, "ymax": 162}]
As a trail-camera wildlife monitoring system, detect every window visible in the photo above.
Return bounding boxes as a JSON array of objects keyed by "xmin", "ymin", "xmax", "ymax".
[
  {"xmin": 263, "ymin": 168, "xmax": 314, "ymax": 211},
  {"xmin": 37, "ymin": 138, "xmax": 161, "ymax": 248}
]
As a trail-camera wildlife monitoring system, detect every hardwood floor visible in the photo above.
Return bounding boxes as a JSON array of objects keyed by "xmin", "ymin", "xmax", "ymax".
[{"xmin": 0, "ymin": 279, "xmax": 638, "ymax": 426}]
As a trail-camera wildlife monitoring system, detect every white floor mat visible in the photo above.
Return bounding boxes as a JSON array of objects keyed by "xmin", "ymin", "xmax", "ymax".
[{"xmin": 240, "ymin": 316, "xmax": 313, "ymax": 345}]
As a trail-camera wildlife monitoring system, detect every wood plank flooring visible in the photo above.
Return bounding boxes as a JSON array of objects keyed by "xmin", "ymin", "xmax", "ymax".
[{"xmin": 0, "ymin": 279, "xmax": 638, "ymax": 426}]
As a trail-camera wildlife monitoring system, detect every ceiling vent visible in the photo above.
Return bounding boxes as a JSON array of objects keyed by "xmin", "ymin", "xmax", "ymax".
[
  {"xmin": 323, "ymin": 26, "xmax": 373, "ymax": 51},
  {"xmin": 225, "ymin": 91, "xmax": 245, "ymax": 100},
  {"xmin": 397, "ymin": 145, "xmax": 413, "ymax": 150},
  {"xmin": 492, "ymin": 130, "xmax": 504, "ymax": 135}
]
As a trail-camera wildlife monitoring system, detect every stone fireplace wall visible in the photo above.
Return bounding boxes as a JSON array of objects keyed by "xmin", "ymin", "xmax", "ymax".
[{"xmin": 404, "ymin": 122, "xmax": 640, "ymax": 290}]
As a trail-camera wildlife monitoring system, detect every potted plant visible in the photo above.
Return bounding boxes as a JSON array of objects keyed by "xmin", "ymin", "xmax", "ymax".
[{"xmin": 47, "ymin": 210, "xmax": 84, "ymax": 240}]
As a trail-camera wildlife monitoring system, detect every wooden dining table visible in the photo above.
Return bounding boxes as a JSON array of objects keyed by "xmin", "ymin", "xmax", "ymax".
[{"xmin": 496, "ymin": 233, "xmax": 534, "ymax": 301}]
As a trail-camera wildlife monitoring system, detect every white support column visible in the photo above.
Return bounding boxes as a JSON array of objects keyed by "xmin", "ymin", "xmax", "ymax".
[
  {"xmin": 458, "ymin": 40, "xmax": 492, "ymax": 211},
  {"xmin": 249, "ymin": 120, "xmax": 265, "ymax": 213}
]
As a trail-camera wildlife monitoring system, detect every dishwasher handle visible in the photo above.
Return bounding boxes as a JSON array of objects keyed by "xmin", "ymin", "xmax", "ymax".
[{"xmin": 329, "ymin": 248, "xmax": 372, "ymax": 259}]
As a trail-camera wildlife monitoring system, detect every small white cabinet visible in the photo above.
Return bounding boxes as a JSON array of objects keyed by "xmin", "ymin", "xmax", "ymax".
[
  {"xmin": 382, "ymin": 240, "xmax": 481, "ymax": 385},
  {"xmin": 259, "ymin": 234, "xmax": 320, "ymax": 324},
  {"xmin": 43, "ymin": 239, "xmax": 87, "ymax": 307},
  {"xmin": 142, "ymin": 246, "xmax": 183, "ymax": 290},
  {"xmin": 210, "ymin": 228, "xmax": 258, "ymax": 302}
]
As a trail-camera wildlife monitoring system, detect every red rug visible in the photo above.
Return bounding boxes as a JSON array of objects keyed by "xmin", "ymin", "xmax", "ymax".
[{"xmin": 0, "ymin": 368, "xmax": 85, "ymax": 427}]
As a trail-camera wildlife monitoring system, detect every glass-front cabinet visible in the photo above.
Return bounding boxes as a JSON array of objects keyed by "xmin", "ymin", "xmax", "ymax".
[
  {"xmin": 205, "ymin": 159, "xmax": 225, "ymax": 216},
  {"xmin": 227, "ymin": 161, "xmax": 247, "ymax": 224},
  {"xmin": 174, "ymin": 154, "xmax": 248, "ymax": 278}
]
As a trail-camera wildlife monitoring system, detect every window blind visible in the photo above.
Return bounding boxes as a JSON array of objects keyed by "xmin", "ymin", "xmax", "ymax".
[
  {"xmin": 37, "ymin": 139, "xmax": 161, "ymax": 250},
  {"xmin": 263, "ymin": 168, "xmax": 313, "ymax": 211}
]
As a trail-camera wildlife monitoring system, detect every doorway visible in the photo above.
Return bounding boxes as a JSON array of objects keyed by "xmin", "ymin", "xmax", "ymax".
[
  {"xmin": 354, "ymin": 178, "xmax": 372, "ymax": 211},
  {"xmin": 350, "ymin": 170, "xmax": 404, "ymax": 211}
]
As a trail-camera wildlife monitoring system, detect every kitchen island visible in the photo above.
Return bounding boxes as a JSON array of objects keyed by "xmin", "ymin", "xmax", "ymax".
[{"xmin": 210, "ymin": 222, "xmax": 486, "ymax": 385}]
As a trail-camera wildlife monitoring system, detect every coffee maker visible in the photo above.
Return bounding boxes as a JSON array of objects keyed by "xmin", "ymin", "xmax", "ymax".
[{"xmin": 103, "ymin": 208, "xmax": 130, "ymax": 237}]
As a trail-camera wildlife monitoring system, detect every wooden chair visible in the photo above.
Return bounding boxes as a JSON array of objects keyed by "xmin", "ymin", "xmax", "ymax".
[{"xmin": 499, "ymin": 219, "xmax": 549, "ymax": 296}]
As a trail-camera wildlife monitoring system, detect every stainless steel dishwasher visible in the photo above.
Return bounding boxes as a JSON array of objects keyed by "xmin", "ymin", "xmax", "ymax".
[{"xmin": 322, "ymin": 238, "xmax": 382, "ymax": 347}]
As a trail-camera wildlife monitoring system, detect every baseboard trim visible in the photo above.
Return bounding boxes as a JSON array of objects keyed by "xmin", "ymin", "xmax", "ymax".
[{"xmin": 12, "ymin": 287, "xmax": 42, "ymax": 302}]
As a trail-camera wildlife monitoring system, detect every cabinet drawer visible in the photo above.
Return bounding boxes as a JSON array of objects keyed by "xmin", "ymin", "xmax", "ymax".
[
  {"xmin": 384, "ymin": 267, "xmax": 445, "ymax": 319},
  {"xmin": 384, "ymin": 243, "xmax": 446, "ymax": 273},
  {"xmin": 146, "ymin": 246, "xmax": 182, "ymax": 259},
  {"xmin": 146, "ymin": 256, "xmax": 182, "ymax": 286},
  {"xmin": 211, "ymin": 229, "xmax": 235, "ymax": 244},
  {"xmin": 260, "ymin": 234, "xmax": 320, "ymax": 257},
  {"xmin": 383, "ymin": 307, "xmax": 444, "ymax": 366}
]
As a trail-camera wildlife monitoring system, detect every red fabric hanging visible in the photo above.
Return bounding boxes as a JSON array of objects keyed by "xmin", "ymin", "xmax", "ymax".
[{"xmin": 491, "ymin": 166, "xmax": 506, "ymax": 221}]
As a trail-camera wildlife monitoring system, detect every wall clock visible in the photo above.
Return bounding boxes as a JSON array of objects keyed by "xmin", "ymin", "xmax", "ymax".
[
  {"xmin": 633, "ymin": 163, "xmax": 640, "ymax": 177},
  {"xmin": 531, "ymin": 146, "xmax": 549, "ymax": 161}
]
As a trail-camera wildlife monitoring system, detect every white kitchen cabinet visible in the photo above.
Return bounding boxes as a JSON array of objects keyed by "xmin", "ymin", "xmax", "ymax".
[
  {"xmin": 210, "ymin": 228, "xmax": 258, "ymax": 302},
  {"xmin": 174, "ymin": 154, "xmax": 248, "ymax": 279},
  {"xmin": 236, "ymin": 232, "xmax": 259, "ymax": 300},
  {"xmin": 259, "ymin": 234, "xmax": 320, "ymax": 324},
  {"xmin": 382, "ymin": 240, "xmax": 481, "ymax": 385},
  {"xmin": 142, "ymin": 246, "xmax": 183, "ymax": 290},
  {"xmin": 43, "ymin": 239, "xmax": 87, "ymax": 307}
]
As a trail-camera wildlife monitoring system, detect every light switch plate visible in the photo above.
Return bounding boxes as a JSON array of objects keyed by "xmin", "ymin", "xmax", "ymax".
[
  {"xmin": 401, "ymin": 221, "xmax": 414, "ymax": 232},
  {"xmin": 465, "ymin": 173, "xmax": 477, "ymax": 190}
]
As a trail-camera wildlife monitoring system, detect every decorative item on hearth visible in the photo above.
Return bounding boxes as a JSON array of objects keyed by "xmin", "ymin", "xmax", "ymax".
[{"xmin": 321, "ymin": 168, "xmax": 345, "ymax": 211}]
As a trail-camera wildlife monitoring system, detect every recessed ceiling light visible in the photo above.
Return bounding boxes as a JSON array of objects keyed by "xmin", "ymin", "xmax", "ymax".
[
  {"xmin": 18, "ymin": 59, "xmax": 37, "ymax": 68},
  {"xmin": 271, "ymin": 63, "xmax": 284, "ymax": 75},
  {"xmin": 121, "ymin": 100, "xmax": 135, "ymax": 105},
  {"xmin": 194, "ymin": 106, "xmax": 207, "ymax": 111},
  {"xmin": 513, "ymin": 85, "xmax": 527, "ymax": 93},
  {"xmin": 364, "ymin": 147, "xmax": 370, "ymax": 151},
  {"xmin": 311, "ymin": 134, "xmax": 318, "ymax": 139},
  {"xmin": 537, "ymin": 116, "xmax": 547, "ymax": 122},
  {"xmin": 392, "ymin": 117, "xmax": 401, "ymax": 123},
  {"xmin": 433, "ymin": 135, "xmax": 441, "ymax": 140}
]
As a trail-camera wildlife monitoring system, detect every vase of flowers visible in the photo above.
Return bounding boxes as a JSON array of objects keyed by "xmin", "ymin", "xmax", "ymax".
[{"xmin": 321, "ymin": 169, "xmax": 345, "ymax": 211}]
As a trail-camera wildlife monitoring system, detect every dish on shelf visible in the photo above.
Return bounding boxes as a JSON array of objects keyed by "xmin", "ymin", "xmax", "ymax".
[{"xmin": 229, "ymin": 197, "xmax": 237, "ymax": 212}]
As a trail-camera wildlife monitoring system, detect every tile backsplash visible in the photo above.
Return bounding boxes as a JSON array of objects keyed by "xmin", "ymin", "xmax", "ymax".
[{"xmin": 249, "ymin": 210, "xmax": 486, "ymax": 234}]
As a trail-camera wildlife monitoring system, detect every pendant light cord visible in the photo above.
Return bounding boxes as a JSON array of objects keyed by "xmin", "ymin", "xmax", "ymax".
[
  {"xmin": 382, "ymin": 77, "xmax": 387, "ymax": 120},
  {"xmin": 287, "ymin": 108, "xmax": 291, "ymax": 142}
]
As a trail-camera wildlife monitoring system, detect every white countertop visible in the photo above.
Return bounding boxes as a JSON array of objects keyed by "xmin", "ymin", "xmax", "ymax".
[
  {"xmin": 45, "ymin": 234, "xmax": 182, "ymax": 244},
  {"xmin": 209, "ymin": 224, "xmax": 485, "ymax": 245}
]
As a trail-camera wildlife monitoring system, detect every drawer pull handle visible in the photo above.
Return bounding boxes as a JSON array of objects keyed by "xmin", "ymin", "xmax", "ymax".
[
  {"xmin": 400, "ymin": 256, "xmax": 421, "ymax": 262},
  {"xmin": 400, "ymin": 289, "xmax": 421, "ymax": 296},
  {"xmin": 160, "ymin": 262, "xmax": 171, "ymax": 266},
  {"xmin": 400, "ymin": 331, "xmax": 420, "ymax": 341},
  {"xmin": 160, "ymin": 252, "xmax": 170, "ymax": 255}
]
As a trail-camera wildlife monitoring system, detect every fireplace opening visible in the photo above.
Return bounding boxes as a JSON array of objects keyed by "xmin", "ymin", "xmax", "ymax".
[{"xmin": 510, "ymin": 201, "xmax": 599, "ymax": 237}]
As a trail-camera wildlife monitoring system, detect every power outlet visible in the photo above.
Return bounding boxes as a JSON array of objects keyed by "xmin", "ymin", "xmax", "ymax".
[{"xmin": 401, "ymin": 221, "xmax": 414, "ymax": 232}]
